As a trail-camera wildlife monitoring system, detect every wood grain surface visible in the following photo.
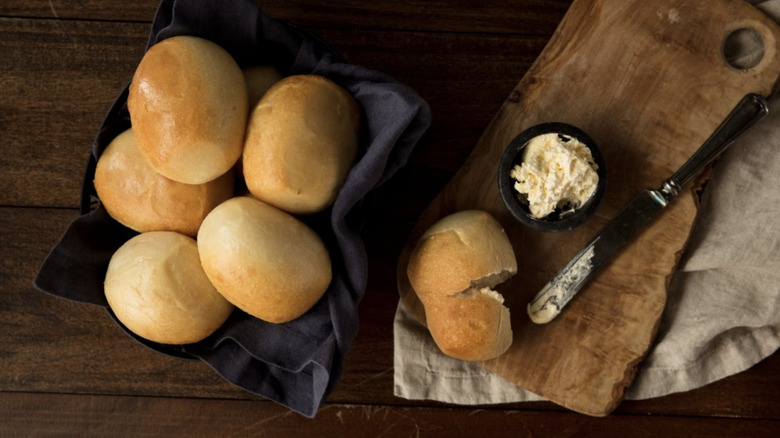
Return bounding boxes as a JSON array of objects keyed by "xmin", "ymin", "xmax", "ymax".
[
  {"xmin": 396, "ymin": 0, "xmax": 780, "ymax": 417},
  {"xmin": 1, "ymin": 0, "xmax": 779, "ymax": 436}
]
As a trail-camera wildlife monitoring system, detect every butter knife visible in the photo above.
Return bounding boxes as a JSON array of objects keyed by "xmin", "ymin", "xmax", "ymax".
[{"xmin": 527, "ymin": 93, "xmax": 770, "ymax": 324}]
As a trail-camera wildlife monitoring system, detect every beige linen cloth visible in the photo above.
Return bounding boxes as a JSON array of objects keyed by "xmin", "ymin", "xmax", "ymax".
[{"xmin": 394, "ymin": 0, "xmax": 780, "ymax": 404}]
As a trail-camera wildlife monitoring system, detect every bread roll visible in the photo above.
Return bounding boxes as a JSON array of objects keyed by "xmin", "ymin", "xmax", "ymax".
[
  {"xmin": 423, "ymin": 288, "xmax": 513, "ymax": 362},
  {"xmin": 242, "ymin": 74, "xmax": 360, "ymax": 214},
  {"xmin": 242, "ymin": 65, "xmax": 283, "ymax": 109},
  {"xmin": 197, "ymin": 196, "xmax": 332, "ymax": 323},
  {"xmin": 128, "ymin": 35, "xmax": 248, "ymax": 185},
  {"xmin": 406, "ymin": 210, "xmax": 517, "ymax": 361},
  {"xmin": 94, "ymin": 128, "xmax": 235, "ymax": 237},
  {"xmin": 104, "ymin": 231, "xmax": 234, "ymax": 345}
]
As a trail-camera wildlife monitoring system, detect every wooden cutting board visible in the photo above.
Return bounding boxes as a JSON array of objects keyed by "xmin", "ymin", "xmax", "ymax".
[{"xmin": 397, "ymin": 0, "xmax": 780, "ymax": 416}]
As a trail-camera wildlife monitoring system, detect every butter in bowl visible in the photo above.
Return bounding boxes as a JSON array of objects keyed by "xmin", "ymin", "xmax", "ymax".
[{"xmin": 498, "ymin": 122, "xmax": 607, "ymax": 232}]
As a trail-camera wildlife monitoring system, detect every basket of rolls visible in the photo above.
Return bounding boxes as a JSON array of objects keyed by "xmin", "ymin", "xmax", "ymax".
[{"xmin": 34, "ymin": 0, "xmax": 430, "ymax": 418}]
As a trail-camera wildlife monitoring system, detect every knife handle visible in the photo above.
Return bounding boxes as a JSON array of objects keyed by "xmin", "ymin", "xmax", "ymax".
[{"xmin": 663, "ymin": 93, "xmax": 769, "ymax": 199}]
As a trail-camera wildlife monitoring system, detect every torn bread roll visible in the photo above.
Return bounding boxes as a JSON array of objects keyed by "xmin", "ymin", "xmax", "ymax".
[
  {"xmin": 406, "ymin": 210, "xmax": 517, "ymax": 361},
  {"xmin": 128, "ymin": 35, "xmax": 248, "ymax": 185},
  {"xmin": 94, "ymin": 128, "xmax": 235, "ymax": 237}
]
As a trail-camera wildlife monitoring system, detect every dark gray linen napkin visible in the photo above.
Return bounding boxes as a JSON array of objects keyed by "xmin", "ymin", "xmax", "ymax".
[{"xmin": 34, "ymin": 0, "xmax": 430, "ymax": 417}]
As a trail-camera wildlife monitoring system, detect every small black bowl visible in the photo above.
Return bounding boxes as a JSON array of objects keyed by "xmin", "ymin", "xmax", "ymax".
[{"xmin": 498, "ymin": 122, "xmax": 607, "ymax": 232}]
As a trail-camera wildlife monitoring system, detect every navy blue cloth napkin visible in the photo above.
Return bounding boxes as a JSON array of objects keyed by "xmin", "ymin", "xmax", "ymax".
[{"xmin": 34, "ymin": 0, "xmax": 430, "ymax": 417}]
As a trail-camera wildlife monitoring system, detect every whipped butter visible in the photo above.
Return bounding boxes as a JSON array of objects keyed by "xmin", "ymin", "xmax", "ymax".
[{"xmin": 510, "ymin": 133, "xmax": 599, "ymax": 219}]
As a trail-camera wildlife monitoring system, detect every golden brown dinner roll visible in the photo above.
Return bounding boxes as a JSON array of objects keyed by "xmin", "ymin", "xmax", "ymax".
[
  {"xmin": 128, "ymin": 35, "xmax": 248, "ymax": 185},
  {"xmin": 197, "ymin": 196, "xmax": 332, "ymax": 323},
  {"xmin": 406, "ymin": 210, "xmax": 517, "ymax": 361},
  {"xmin": 423, "ymin": 288, "xmax": 513, "ymax": 362},
  {"xmin": 243, "ymin": 65, "xmax": 283, "ymax": 108},
  {"xmin": 242, "ymin": 74, "xmax": 360, "ymax": 215},
  {"xmin": 104, "ymin": 231, "xmax": 234, "ymax": 345},
  {"xmin": 93, "ymin": 128, "xmax": 235, "ymax": 237}
]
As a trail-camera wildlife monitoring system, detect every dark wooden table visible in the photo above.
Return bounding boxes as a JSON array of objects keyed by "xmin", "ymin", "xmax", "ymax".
[{"xmin": 2, "ymin": 1, "xmax": 779, "ymax": 436}]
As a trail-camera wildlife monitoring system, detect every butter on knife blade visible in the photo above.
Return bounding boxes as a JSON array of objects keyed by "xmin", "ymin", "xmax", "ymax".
[
  {"xmin": 528, "ymin": 93, "xmax": 770, "ymax": 324},
  {"xmin": 528, "ymin": 239, "xmax": 598, "ymax": 324}
]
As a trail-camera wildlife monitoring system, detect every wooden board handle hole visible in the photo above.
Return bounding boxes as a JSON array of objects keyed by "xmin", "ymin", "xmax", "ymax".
[{"xmin": 724, "ymin": 27, "xmax": 765, "ymax": 70}]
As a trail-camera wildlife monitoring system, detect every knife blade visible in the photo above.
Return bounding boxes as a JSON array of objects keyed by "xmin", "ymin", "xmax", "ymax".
[{"xmin": 527, "ymin": 93, "xmax": 770, "ymax": 324}]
